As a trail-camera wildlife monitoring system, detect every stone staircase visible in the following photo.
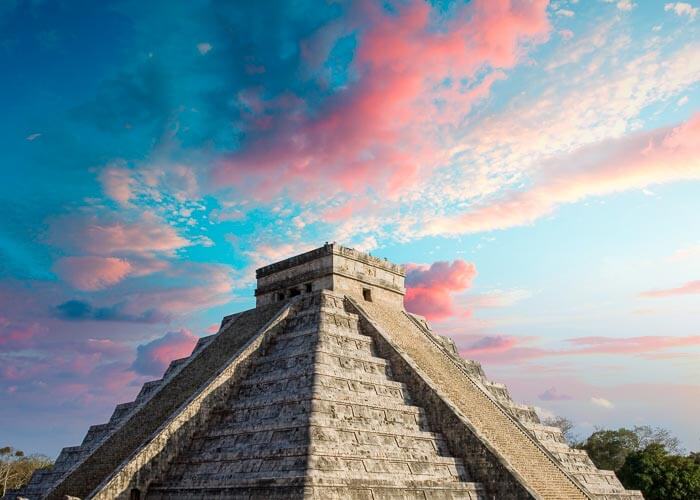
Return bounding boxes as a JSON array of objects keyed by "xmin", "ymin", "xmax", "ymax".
[
  {"xmin": 354, "ymin": 299, "xmax": 591, "ymax": 499},
  {"xmin": 146, "ymin": 292, "xmax": 484, "ymax": 499},
  {"xmin": 412, "ymin": 316, "xmax": 643, "ymax": 500},
  {"xmin": 13, "ymin": 306, "xmax": 282, "ymax": 500}
]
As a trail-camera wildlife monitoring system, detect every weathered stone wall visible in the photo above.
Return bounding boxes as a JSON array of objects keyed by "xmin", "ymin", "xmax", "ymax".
[
  {"xmin": 45, "ymin": 302, "xmax": 284, "ymax": 500},
  {"xmin": 141, "ymin": 291, "xmax": 483, "ymax": 499},
  {"xmin": 255, "ymin": 243, "xmax": 405, "ymax": 307},
  {"xmin": 349, "ymin": 298, "xmax": 592, "ymax": 500},
  {"xmin": 90, "ymin": 301, "xmax": 297, "ymax": 499}
]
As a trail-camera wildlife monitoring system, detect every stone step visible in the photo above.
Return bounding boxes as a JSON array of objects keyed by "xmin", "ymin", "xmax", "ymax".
[
  {"xmin": 80, "ymin": 422, "xmax": 112, "ymax": 447},
  {"xmin": 254, "ymin": 339, "xmax": 382, "ymax": 367},
  {"xmin": 242, "ymin": 356, "xmax": 393, "ymax": 386},
  {"xmin": 223, "ymin": 393, "xmax": 424, "ymax": 417},
  {"xmin": 172, "ymin": 436, "xmax": 456, "ymax": 465},
  {"xmin": 146, "ymin": 482, "xmax": 484, "ymax": 500},
  {"xmin": 193, "ymin": 334, "xmax": 216, "ymax": 354},
  {"xmin": 269, "ymin": 334, "xmax": 375, "ymax": 359},
  {"xmin": 108, "ymin": 401, "xmax": 136, "ymax": 424},
  {"xmin": 135, "ymin": 379, "xmax": 163, "ymax": 403},
  {"xmin": 163, "ymin": 357, "xmax": 189, "ymax": 379},
  {"xmin": 198, "ymin": 418, "xmax": 447, "ymax": 444}
]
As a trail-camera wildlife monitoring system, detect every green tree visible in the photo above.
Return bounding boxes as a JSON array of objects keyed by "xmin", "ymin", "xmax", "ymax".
[
  {"xmin": 581, "ymin": 428, "xmax": 640, "ymax": 471},
  {"xmin": 617, "ymin": 443, "xmax": 700, "ymax": 500}
]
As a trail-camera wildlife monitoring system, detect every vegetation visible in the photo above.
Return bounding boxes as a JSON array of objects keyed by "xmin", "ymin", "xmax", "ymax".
[
  {"xmin": 0, "ymin": 446, "xmax": 52, "ymax": 497},
  {"xmin": 617, "ymin": 444, "xmax": 700, "ymax": 500},
  {"xmin": 580, "ymin": 425, "xmax": 683, "ymax": 471},
  {"xmin": 573, "ymin": 425, "xmax": 699, "ymax": 500}
]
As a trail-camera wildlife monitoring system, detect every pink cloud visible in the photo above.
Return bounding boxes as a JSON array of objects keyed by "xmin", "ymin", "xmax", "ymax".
[
  {"xmin": 0, "ymin": 319, "xmax": 43, "ymax": 350},
  {"xmin": 565, "ymin": 335, "xmax": 700, "ymax": 355},
  {"xmin": 131, "ymin": 329, "xmax": 198, "ymax": 376},
  {"xmin": 48, "ymin": 212, "xmax": 191, "ymax": 257},
  {"xmin": 639, "ymin": 280, "xmax": 700, "ymax": 298},
  {"xmin": 424, "ymin": 112, "xmax": 700, "ymax": 235},
  {"xmin": 405, "ymin": 260, "xmax": 477, "ymax": 320},
  {"xmin": 457, "ymin": 333, "xmax": 700, "ymax": 365},
  {"xmin": 213, "ymin": 0, "xmax": 550, "ymax": 199},
  {"xmin": 52, "ymin": 256, "xmax": 132, "ymax": 291},
  {"xmin": 99, "ymin": 165, "xmax": 135, "ymax": 206}
]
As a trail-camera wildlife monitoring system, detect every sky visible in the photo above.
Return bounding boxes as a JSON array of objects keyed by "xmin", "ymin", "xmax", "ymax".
[{"xmin": 0, "ymin": 0, "xmax": 699, "ymax": 457}]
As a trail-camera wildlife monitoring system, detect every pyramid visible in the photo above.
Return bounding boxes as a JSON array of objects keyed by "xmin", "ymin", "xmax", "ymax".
[{"xmin": 14, "ymin": 244, "xmax": 643, "ymax": 499}]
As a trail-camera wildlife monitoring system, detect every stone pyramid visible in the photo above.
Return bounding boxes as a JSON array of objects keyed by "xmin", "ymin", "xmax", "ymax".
[{"xmin": 15, "ymin": 244, "xmax": 643, "ymax": 499}]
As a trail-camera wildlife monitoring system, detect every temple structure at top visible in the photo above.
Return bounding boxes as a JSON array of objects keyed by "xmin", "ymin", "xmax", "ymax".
[
  {"xmin": 13, "ymin": 243, "xmax": 643, "ymax": 500},
  {"xmin": 255, "ymin": 243, "xmax": 405, "ymax": 307}
]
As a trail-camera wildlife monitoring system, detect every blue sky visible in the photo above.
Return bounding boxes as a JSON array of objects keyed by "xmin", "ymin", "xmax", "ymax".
[{"xmin": 1, "ymin": 0, "xmax": 699, "ymax": 456}]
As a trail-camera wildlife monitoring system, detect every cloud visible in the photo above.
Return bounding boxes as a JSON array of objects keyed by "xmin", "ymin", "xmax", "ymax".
[
  {"xmin": 48, "ymin": 212, "xmax": 191, "ymax": 257},
  {"xmin": 99, "ymin": 165, "xmax": 135, "ymax": 206},
  {"xmin": 197, "ymin": 42, "xmax": 212, "ymax": 55},
  {"xmin": 212, "ymin": 0, "xmax": 551, "ymax": 200},
  {"xmin": 639, "ymin": 280, "xmax": 700, "ymax": 298},
  {"xmin": 53, "ymin": 300, "xmax": 168, "ymax": 323},
  {"xmin": 0, "ymin": 318, "xmax": 43, "ymax": 350},
  {"xmin": 539, "ymin": 387, "xmax": 573, "ymax": 401},
  {"xmin": 461, "ymin": 335, "xmax": 520, "ymax": 356},
  {"xmin": 25, "ymin": 133, "xmax": 41, "ymax": 141},
  {"xmin": 423, "ymin": 113, "xmax": 700, "ymax": 235},
  {"xmin": 52, "ymin": 256, "xmax": 132, "ymax": 291},
  {"xmin": 670, "ymin": 244, "xmax": 700, "ymax": 261},
  {"xmin": 664, "ymin": 2, "xmax": 699, "ymax": 19},
  {"xmin": 616, "ymin": 1, "xmax": 635, "ymax": 11},
  {"xmin": 457, "ymin": 333, "xmax": 700, "ymax": 364},
  {"xmin": 591, "ymin": 396, "xmax": 614, "ymax": 409},
  {"xmin": 132, "ymin": 329, "xmax": 198, "ymax": 376},
  {"xmin": 404, "ymin": 260, "xmax": 477, "ymax": 320}
]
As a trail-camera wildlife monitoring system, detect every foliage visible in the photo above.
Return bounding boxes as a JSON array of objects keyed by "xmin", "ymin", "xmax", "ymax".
[
  {"xmin": 580, "ymin": 425, "xmax": 685, "ymax": 472},
  {"xmin": 0, "ymin": 446, "xmax": 53, "ymax": 497},
  {"xmin": 617, "ymin": 443, "xmax": 700, "ymax": 500},
  {"xmin": 634, "ymin": 425, "xmax": 683, "ymax": 454},
  {"xmin": 581, "ymin": 428, "xmax": 640, "ymax": 471}
]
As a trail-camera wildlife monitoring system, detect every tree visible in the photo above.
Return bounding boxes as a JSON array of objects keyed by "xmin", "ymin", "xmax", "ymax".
[
  {"xmin": 542, "ymin": 416, "xmax": 577, "ymax": 444},
  {"xmin": 617, "ymin": 443, "xmax": 700, "ymax": 500},
  {"xmin": 579, "ymin": 425, "xmax": 686, "ymax": 472},
  {"xmin": 581, "ymin": 428, "xmax": 640, "ymax": 471},
  {"xmin": 634, "ymin": 425, "xmax": 682, "ymax": 454},
  {"xmin": 0, "ymin": 446, "xmax": 52, "ymax": 496}
]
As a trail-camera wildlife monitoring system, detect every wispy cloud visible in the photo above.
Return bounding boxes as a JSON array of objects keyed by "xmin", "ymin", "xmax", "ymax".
[
  {"xmin": 640, "ymin": 280, "xmax": 700, "ymax": 298},
  {"xmin": 591, "ymin": 396, "xmax": 614, "ymax": 409}
]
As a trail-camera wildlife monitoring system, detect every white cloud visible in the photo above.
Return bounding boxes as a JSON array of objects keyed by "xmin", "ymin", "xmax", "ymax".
[
  {"xmin": 197, "ymin": 42, "xmax": 212, "ymax": 55},
  {"xmin": 591, "ymin": 396, "xmax": 615, "ymax": 408},
  {"xmin": 677, "ymin": 95, "xmax": 689, "ymax": 106},
  {"xmin": 617, "ymin": 0, "xmax": 635, "ymax": 11},
  {"xmin": 557, "ymin": 9, "xmax": 575, "ymax": 17},
  {"xmin": 664, "ymin": 2, "xmax": 699, "ymax": 19}
]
